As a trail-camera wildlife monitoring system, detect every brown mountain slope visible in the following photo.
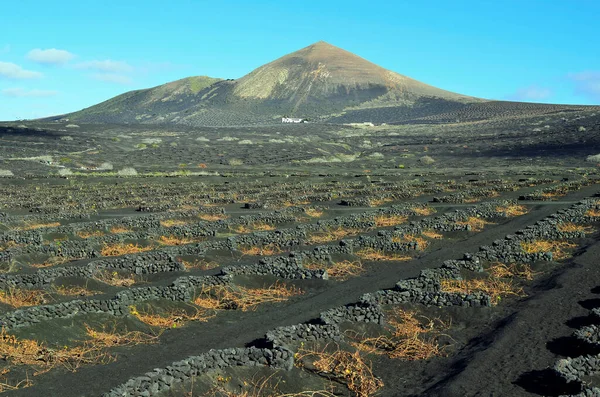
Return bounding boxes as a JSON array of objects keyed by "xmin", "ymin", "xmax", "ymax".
[{"xmin": 64, "ymin": 41, "xmax": 486, "ymax": 126}]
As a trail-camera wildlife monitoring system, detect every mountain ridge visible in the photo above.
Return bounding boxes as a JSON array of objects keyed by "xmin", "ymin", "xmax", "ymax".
[{"xmin": 62, "ymin": 41, "xmax": 484, "ymax": 126}]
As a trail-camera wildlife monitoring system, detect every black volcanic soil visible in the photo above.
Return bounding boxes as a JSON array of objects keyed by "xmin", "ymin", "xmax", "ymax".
[{"xmin": 0, "ymin": 104, "xmax": 599, "ymax": 396}]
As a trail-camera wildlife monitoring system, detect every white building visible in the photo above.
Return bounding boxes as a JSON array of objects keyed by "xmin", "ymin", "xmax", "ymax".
[{"xmin": 281, "ymin": 117, "xmax": 307, "ymax": 123}]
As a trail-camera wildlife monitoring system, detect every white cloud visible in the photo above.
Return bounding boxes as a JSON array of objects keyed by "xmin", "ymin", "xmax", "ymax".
[
  {"xmin": 92, "ymin": 73, "xmax": 132, "ymax": 85},
  {"xmin": 27, "ymin": 48, "xmax": 75, "ymax": 65},
  {"xmin": 75, "ymin": 59, "xmax": 133, "ymax": 73},
  {"xmin": 2, "ymin": 88, "xmax": 58, "ymax": 97},
  {"xmin": 0, "ymin": 61, "xmax": 42, "ymax": 79},
  {"xmin": 568, "ymin": 71, "xmax": 600, "ymax": 101},
  {"xmin": 508, "ymin": 85, "xmax": 553, "ymax": 101}
]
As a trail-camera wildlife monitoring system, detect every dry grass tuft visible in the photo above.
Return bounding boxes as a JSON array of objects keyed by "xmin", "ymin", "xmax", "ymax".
[
  {"xmin": 77, "ymin": 230, "xmax": 106, "ymax": 239},
  {"xmin": 392, "ymin": 234, "xmax": 429, "ymax": 250},
  {"xmin": 160, "ymin": 219, "xmax": 190, "ymax": 228},
  {"xmin": 304, "ymin": 260, "xmax": 364, "ymax": 281},
  {"xmin": 129, "ymin": 305, "xmax": 214, "ymax": 328},
  {"xmin": 198, "ymin": 213, "xmax": 229, "ymax": 222},
  {"xmin": 200, "ymin": 372, "xmax": 336, "ymax": 397},
  {"xmin": 306, "ymin": 228, "xmax": 361, "ymax": 245},
  {"xmin": 350, "ymin": 308, "xmax": 449, "ymax": 361},
  {"xmin": 0, "ymin": 288, "xmax": 50, "ymax": 308},
  {"xmin": 304, "ymin": 208, "xmax": 324, "ymax": 218},
  {"xmin": 94, "ymin": 270, "xmax": 137, "ymax": 287},
  {"xmin": 0, "ymin": 241, "xmax": 21, "ymax": 252},
  {"xmin": 355, "ymin": 248, "xmax": 411, "ymax": 262},
  {"xmin": 440, "ymin": 278, "xmax": 525, "ymax": 304},
  {"xmin": 53, "ymin": 284, "xmax": 100, "ymax": 297},
  {"xmin": 194, "ymin": 282, "xmax": 302, "ymax": 312},
  {"xmin": 495, "ymin": 204, "xmax": 528, "ymax": 217},
  {"xmin": 369, "ymin": 198, "xmax": 393, "ymax": 207},
  {"xmin": 412, "ymin": 206, "xmax": 436, "ymax": 216},
  {"xmin": 156, "ymin": 235, "xmax": 203, "ymax": 246},
  {"xmin": 556, "ymin": 222, "xmax": 595, "ymax": 234},
  {"xmin": 520, "ymin": 240, "xmax": 577, "ymax": 260},
  {"xmin": 421, "ymin": 230, "xmax": 444, "ymax": 239},
  {"xmin": 30, "ymin": 256, "xmax": 69, "ymax": 268},
  {"xmin": 585, "ymin": 208, "xmax": 600, "ymax": 217},
  {"xmin": 18, "ymin": 222, "xmax": 60, "ymax": 231},
  {"xmin": 296, "ymin": 343, "xmax": 383, "ymax": 397},
  {"xmin": 100, "ymin": 243, "xmax": 153, "ymax": 257},
  {"xmin": 239, "ymin": 243, "xmax": 284, "ymax": 256},
  {"xmin": 84, "ymin": 323, "xmax": 159, "ymax": 347},
  {"xmin": 455, "ymin": 217, "xmax": 494, "ymax": 232},
  {"xmin": 179, "ymin": 258, "xmax": 220, "ymax": 271},
  {"xmin": 0, "ymin": 369, "xmax": 32, "ymax": 392},
  {"xmin": 0, "ymin": 327, "xmax": 113, "ymax": 375},
  {"xmin": 487, "ymin": 262, "xmax": 536, "ymax": 281},
  {"xmin": 230, "ymin": 223, "xmax": 276, "ymax": 234},
  {"xmin": 109, "ymin": 225, "xmax": 132, "ymax": 234},
  {"xmin": 374, "ymin": 214, "xmax": 407, "ymax": 227}
]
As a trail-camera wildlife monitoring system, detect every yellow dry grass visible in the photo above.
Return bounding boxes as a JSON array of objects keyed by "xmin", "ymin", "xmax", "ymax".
[
  {"xmin": 585, "ymin": 208, "xmax": 600, "ymax": 217},
  {"xmin": 495, "ymin": 204, "xmax": 528, "ymax": 217},
  {"xmin": 0, "ymin": 288, "xmax": 50, "ymax": 308},
  {"xmin": 156, "ymin": 235, "xmax": 203, "ymax": 246},
  {"xmin": 239, "ymin": 243, "xmax": 284, "ymax": 256},
  {"xmin": 0, "ymin": 327, "xmax": 113, "ymax": 375},
  {"xmin": 350, "ymin": 308, "xmax": 449, "ymax": 361},
  {"xmin": 18, "ymin": 222, "xmax": 60, "ymax": 231},
  {"xmin": 455, "ymin": 217, "xmax": 494, "ymax": 232},
  {"xmin": 53, "ymin": 284, "xmax": 100, "ymax": 297},
  {"xmin": 198, "ymin": 213, "xmax": 229, "ymax": 222},
  {"xmin": 412, "ymin": 206, "xmax": 436, "ymax": 216},
  {"xmin": 194, "ymin": 282, "xmax": 303, "ymax": 312},
  {"xmin": 369, "ymin": 198, "xmax": 393, "ymax": 207},
  {"xmin": 304, "ymin": 260, "xmax": 364, "ymax": 281},
  {"xmin": 84, "ymin": 324, "xmax": 159, "ymax": 348},
  {"xmin": 421, "ymin": 230, "xmax": 444, "ymax": 240},
  {"xmin": 0, "ymin": 241, "xmax": 21, "ymax": 252},
  {"xmin": 77, "ymin": 230, "xmax": 105, "ymax": 239},
  {"xmin": 296, "ymin": 343, "xmax": 383, "ymax": 397},
  {"xmin": 230, "ymin": 223, "xmax": 276, "ymax": 234},
  {"xmin": 540, "ymin": 191, "xmax": 564, "ymax": 199},
  {"xmin": 304, "ymin": 208, "xmax": 324, "ymax": 218},
  {"xmin": 180, "ymin": 258, "xmax": 220, "ymax": 271},
  {"xmin": 374, "ymin": 214, "xmax": 407, "ymax": 227},
  {"xmin": 30, "ymin": 256, "xmax": 69, "ymax": 269},
  {"xmin": 392, "ymin": 234, "xmax": 429, "ymax": 250},
  {"xmin": 306, "ymin": 228, "xmax": 361, "ymax": 245},
  {"xmin": 129, "ymin": 305, "xmax": 214, "ymax": 328},
  {"xmin": 0, "ymin": 369, "xmax": 31, "ymax": 392},
  {"xmin": 355, "ymin": 248, "xmax": 411, "ymax": 262},
  {"xmin": 556, "ymin": 222, "xmax": 595, "ymax": 234},
  {"xmin": 100, "ymin": 243, "xmax": 153, "ymax": 257},
  {"xmin": 94, "ymin": 270, "xmax": 137, "ymax": 287},
  {"xmin": 520, "ymin": 240, "xmax": 577, "ymax": 260},
  {"xmin": 487, "ymin": 263, "xmax": 536, "ymax": 281},
  {"xmin": 109, "ymin": 225, "xmax": 132, "ymax": 234},
  {"xmin": 440, "ymin": 278, "xmax": 525, "ymax": 304},
  {"xmin": 160, "ymin": 219, "xmax": 190, "ymax": 228}
]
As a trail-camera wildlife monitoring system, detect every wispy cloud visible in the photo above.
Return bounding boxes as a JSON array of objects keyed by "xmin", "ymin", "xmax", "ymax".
[
  {"xmin": 75, "ymin": 59, "xmax": 133, "ymax": 73},
  {"xmin": 91, "ymin": 73, "xmax": 132, "ymax": 85},
  {"xmin": 568, "ymin": 71, "xmax": 600, "ymax": 102},
  {"xmin": 0, "ymin": 61, "xmax": 42, "ymax": 79},
  {"xmin": 0, "ymin": 44, "xmax": 10, "ymax": 54},
  {"xmin": 1, "ymin": 88, "xmax": 58, "ymax": 97},
  {"xmin": 508, "ymin": 85, "xmax": 553, "ymax": 101},
  {"xmin": 27, "ymin": 48, "xmax": 75, "ymax": 65}
]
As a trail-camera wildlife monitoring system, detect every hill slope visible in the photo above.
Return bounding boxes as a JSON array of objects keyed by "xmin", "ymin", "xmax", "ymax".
[{"xmin": 66, "ymin": 41, "xmax": 483, "ymax": 126}]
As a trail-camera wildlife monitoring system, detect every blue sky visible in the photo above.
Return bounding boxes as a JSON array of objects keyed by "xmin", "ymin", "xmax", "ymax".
[{"xmin": 1, "ymin": 0, "xmax": 599, "ymax": 120}]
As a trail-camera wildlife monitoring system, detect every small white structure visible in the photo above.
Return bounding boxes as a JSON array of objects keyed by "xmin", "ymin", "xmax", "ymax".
[{"xmin": 281, "ymin": 117, "xmax": 306, "ymax": 123}]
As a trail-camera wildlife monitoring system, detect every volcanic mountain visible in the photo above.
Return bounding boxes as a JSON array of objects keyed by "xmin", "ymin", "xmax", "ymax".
[{"xmin": 64, "ymin": 41, "xmax": 483, "ymax": 126}]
